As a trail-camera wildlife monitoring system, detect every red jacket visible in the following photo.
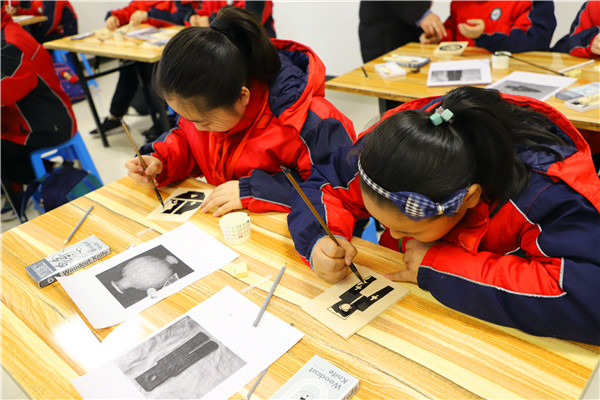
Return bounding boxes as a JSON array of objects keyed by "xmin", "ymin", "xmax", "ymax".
[
  {"xmin": 184, "ymin": 1, "xmax": 275, "ymax": 37},
  {"xmin": 552, "ymin": 1, "xmax": 600, "ymax": 58},
  {"xmin": 106, "ymin": 1, "xmax": 195, "ymax": 28},
  {"xmin": 8, "ymin": 1, "xmax": 77, "ymax": 40},
  {"xmin": 287, "ymin": 94, "xmax": 600, "ymax": 344},
  {"xmin": 1, "ymin": 10, "xmax": 76, "ymax": 147},
  {"xmin": 444, "ymin": 1, "xmax": 556, "ymax": 52},
  {"xmin": 140, "ymin": 39, "xmax": 356, "ymax": 213}
]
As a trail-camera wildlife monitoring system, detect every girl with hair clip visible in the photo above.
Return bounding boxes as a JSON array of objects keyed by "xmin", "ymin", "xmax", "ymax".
[
  {"xmin": 125, "ymin": 6, "xmax": 356, "ymax": 216},
  {"xmin": 287, "ymin": 86, "xmax": 600, "ymax": 344}
]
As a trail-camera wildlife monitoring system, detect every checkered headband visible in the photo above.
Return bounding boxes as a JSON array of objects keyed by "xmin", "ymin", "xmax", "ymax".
[{"xmin": 357, "ymin": 158, "xmax": 468, "ymax": 221}]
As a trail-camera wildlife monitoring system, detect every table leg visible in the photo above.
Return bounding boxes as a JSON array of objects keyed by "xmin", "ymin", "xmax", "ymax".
[{"xmin": 69, "ymin": 52, "xmax": 110, "ymax": 147}]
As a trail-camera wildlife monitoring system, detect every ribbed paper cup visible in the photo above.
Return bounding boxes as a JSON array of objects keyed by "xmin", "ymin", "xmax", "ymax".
[{"xmin": 219, "ymin": 212, "xmax": 251, "ymax": 244}]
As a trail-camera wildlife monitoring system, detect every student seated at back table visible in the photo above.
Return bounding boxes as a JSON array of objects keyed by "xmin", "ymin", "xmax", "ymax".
[
  {"xmin": 3, "ymin": 0, "xmax": 77, "ymax": 42},
  {"xmin": 91, "ymin": 0, "xmax": 195, "ymax": 142},
  {"xmin": 186, "ymin": 0, "xmax": 275, "ymax": 38},
  {"xmin": 1, "ymin": 8, "xmax": 76, "ymax": 221},
  {"xmin": 287, "ymin": 86, "xmax": 600, "ymax": 345},
  {"xmin": 421, "ymin": 0, "xmax": 556, "ymax": 52},
  {"xmin": 125, "ymin": 6, "xmax": 356, "ymax": 217},
  {"xmin": 552, "ymin": 0, "xmax": 600, "ymax": 58}
]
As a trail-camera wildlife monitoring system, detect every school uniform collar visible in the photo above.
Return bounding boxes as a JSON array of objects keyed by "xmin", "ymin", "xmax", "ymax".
[
  {"xmin": 443, "ymin": 199, "xmax": 492, "ymax": 254},
  {"xmin": 224, "ymin": 79, "xmax": 270, "ymax": 135}
]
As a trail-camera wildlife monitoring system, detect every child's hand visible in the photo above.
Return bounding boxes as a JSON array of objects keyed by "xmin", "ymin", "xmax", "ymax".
[
  {"xmin": 458, "ymin": 19, "xmax": 485, "ymax": 39},
  {"xmin": 105, "ymin": 16, "xmax": 120, "ymax": 31},
  {"xmin": 125, "ymin": 156, "xmax": 162, "ymax": 186},
  {"xmin": 189, "ymin": 14, "xmax": 209, "ymax": 27},
  {"xmin": 312, "ymin": 237, "xmax": 357, "ymax": 283},
  {"xmin": 130, "ymin": 10, "xmax": 148, "ymax": 27},
  {"xmin": 200, "ymin": 180, "xmax": 242, "ymax": 217},
  {"xmin": 385, "ymin": 239, "xmax": 434, "ymax": 283},
  {"xmin": 420, "ymin": 31, "xmax": 442, "ymax": 44},
  {"xmin": 591, "ymin": 34, "xmax": 600, "ymax": 56}
]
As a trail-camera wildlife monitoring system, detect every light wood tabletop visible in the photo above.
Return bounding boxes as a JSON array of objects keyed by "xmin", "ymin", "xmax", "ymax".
[
  {"xmin": 1, "ymin": 177, "xmax": 598, "ymax": 399},
  {"xmin": 43, "ymin": 25, "xmax": 184, "ymax": 63},
  {"xmin": 326, "ymin": 43, "xmax": 600, "ymax": 132},
  {"xmin": 13, "ymin": 15, "xmax": 47, "ymax": 26}
]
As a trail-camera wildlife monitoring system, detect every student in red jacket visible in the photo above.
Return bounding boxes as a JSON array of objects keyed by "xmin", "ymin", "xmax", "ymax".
[
  {"xmin": 186, "ymin": 1, "xmax": 275, "ymax": 38},
  {"xmin": 421, "ymin": 1, "xmax": 556, "ymax": 53},
  {"xmin": 287, "ymin": 86, "xmax": 600, "ymax": 345},
  {"xmin": 4, "ymin": 0, "xmax": 77, "ymax": 42},
  {"xmin": 1, "ymin": 9, "xmax": 76, "ymax": 220},
  {"xmin": 125, "ymin": 6, "xmax": 356, "ymax": 217},
  {"xmin": 92, "ymin": 1, "xmax": 195, "ymax": 141},
  {"xmin": 552, "ymin": 1, "xmax": 600, "ymax": 58}
]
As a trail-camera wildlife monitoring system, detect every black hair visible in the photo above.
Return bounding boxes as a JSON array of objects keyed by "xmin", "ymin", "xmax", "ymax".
[
  {"xmin": 152, "ymin": 5, "xmax": 281, "ymax": 113},
  {"xmin": 359, "ymin": 86, "xmax": 567, "ymax": 215}
]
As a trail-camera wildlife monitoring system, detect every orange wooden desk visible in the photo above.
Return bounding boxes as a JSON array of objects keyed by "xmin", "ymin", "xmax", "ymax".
[
  {"xmin": 326, "ymin": 43, "xmax": 600, "ymax": 132},
  {"xmin": 1, "ymin": 177, "xmax": 598, "ymax": 399},
  {"xmin": 13, "ymin": 15, "xmax": 47, "ymax": 26}
]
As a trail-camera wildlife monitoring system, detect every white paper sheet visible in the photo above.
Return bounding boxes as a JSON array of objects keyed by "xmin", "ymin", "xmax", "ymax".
[
  {"xmin": 71, "ymin": 286, "xmax": 304, "ymax": 399},
  {"xmin": 486, "ymin": 71, "xmax": 576, "ymax": 101},
  {"xmin": 427, "ymin": 59, "xmax": 492, "ymax": 87},
  {"xmin": 58, "ymin": 222, "xmax": 238, "ymax": 329}
]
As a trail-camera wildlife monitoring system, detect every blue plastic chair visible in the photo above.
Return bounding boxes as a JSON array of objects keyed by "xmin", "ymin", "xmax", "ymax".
[
  {"xmin": 361, "ymin": 217, "xmax": 379, "ymax": 244},
  {"xmin": 29, "ymin": 132, "xmax": 103, "ymax": 213},
  {"xmin": 51, "ymin": 50, "xmax": 98, "ymax": 88}
]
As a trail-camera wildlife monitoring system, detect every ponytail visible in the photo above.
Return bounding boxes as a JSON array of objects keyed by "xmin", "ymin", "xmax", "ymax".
[
  {"xmin": 153, "ymin": 6, "xmax": 280, "ymax": 112},
  {"xmin": 360, "ymin": 86, "xmax": 567, "ymax": 215}
]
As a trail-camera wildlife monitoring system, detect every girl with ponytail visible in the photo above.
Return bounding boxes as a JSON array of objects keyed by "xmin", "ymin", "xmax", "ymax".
[
  {"xmin": 125, "ymin": 6, "xmax": 356, "ymax": 216},
  {"xmin": 288, "ymin": 86, "xmax": 600, "ymax": 345}
]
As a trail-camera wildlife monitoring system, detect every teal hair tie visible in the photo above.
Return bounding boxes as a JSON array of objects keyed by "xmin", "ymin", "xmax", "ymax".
[{"xmin": 430, "ymin": 107, "xmax": 454, "ymax": 126}]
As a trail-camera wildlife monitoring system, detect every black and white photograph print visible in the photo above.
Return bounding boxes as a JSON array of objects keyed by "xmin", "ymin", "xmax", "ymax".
[
  {"xmin": 488, "ymin": 80, "xmax": 559, "ymax": 101},
  {"xmin": 96, "ymin": 245, "xmax": 193, "ymax": 309},
  {"xmin": 114, "ymin": 316, "xmax": 247, "ymax": 399},
  {"xmin": 429, "ymin": 68, "xmax": 482, "ymax": 85}
]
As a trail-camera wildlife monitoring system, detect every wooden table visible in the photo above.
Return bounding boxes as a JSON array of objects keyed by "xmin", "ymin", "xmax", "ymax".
[
  {"xmin": 1, "ymin": 177, "xmax": 598, "ymax": 399},
  {"xmin": 326, "ymin": 43, "xmax": 600, "ymax": 132},
  {"xmin": 43, "ymin": 26, "xmax": 183, "ymax": 147},
  {"xmin": 13, "ymin": 15, "xmax": 48, "ymax": 26}
]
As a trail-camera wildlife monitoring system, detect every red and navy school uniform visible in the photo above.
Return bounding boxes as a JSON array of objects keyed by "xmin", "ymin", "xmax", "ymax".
[
  {"xmin": 287, "ymin": 93, "xmax": 600, "ymax": 345},
  {"xmin": 552, "ymin": 0, "xmax": 600, "ymax": 58},
  {"xmin": 106, "ymin": 1, "xmax": 196, "ymax": 28},
  {"xmin": 186, "ymin": 1, "xmax": 275, "ymax": 37},
  {"xmin": 444, "ymin": 1, "xmax": 556, "ymax": 53},
  {"xmin": 9, "ymin": 1, "xmax": 77, "ymax": 42},
  {"xmin": 1, "ymin": 10, "xmax": 76, "ymax": 149},
  {"xmin": 139, "ymin": 39, "xmax": 357, "ymax": 213}
]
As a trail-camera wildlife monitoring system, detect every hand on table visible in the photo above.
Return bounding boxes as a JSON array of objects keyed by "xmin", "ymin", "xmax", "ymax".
[
  {"xmin": 130, "ymin": 10, "xmax": 148, "ymax": 27},
  {"xmin": 189, "ymin": 14, "xmax": 209, "ymax": 27},
  {"xmin": 385, "ymin": 238, "xmax": 435, "ymax": 283},
  {"xmin": 5, "ymin": 5, "xmax": 17, "ymax": 15},
  {"xmin": 591, "ymin": 33, "xmax": 600, "ymax": 55},
  {"xmin": 458, "ymin": 19, "xmax": 485, "ymax": 39},
  {"xmin": 125, "ymin": 155, "xmax": 162, "ymax": 186},
  {"xmin": 420, "ymin": 12, "xmax": 446, "ymax": 44},
  {"xmin": 312, "ymin": 236, "xmax": 357, "ymax": 283},
  {"xmin": 200, "ymin": 180, "xmax": 242, "ymax": 217},
  {"xmin": 105, "ymin": 16, "xmax": 120, "ymax": 31}
]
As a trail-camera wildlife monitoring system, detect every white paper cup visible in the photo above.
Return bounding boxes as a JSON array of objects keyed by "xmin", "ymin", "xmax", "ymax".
[
  {"xmin": 491, "ymin": 54, "xmax": 509, "ymax": 69},
  {"xmin": 219, "ymin": 212, "xmax": 251, "ymax": 244}
]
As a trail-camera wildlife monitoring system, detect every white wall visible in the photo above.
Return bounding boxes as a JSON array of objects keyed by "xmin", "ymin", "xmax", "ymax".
[{"xmin": 71, "ymin": 1, "xmax": 585, "ymax": 76}]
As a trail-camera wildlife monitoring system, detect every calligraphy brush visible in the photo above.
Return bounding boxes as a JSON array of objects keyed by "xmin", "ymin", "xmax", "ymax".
[
  {"xmin": 281, "ymin": 166, "xmax": 366, "ymax": 284},
  {"xmin": 494, "ymin": 51, "xmax": 565, "ymax": 76},
  {"xmin": 120, "ymin": 119, "xmax": 165, "ymax": 208}
]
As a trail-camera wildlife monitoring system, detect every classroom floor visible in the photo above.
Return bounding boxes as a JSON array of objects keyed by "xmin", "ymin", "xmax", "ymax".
[{"xmin": 0, "ymin": 61, "xmax": 380, "ymax": 399}]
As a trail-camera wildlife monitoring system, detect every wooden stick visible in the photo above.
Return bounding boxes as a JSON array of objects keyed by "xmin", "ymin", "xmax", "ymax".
[
  {"xmin": 281, "ymin": 167, "xmax": 366, "ymax": 284},
  {"xmin": 120, "ymin": 119, "xmax": 165, "ymax": 208}
]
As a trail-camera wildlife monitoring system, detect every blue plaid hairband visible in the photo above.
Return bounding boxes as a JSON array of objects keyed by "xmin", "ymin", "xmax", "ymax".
[{"xmin": 357, "ymin": 158, "xmax": 468, "ymax": 221}]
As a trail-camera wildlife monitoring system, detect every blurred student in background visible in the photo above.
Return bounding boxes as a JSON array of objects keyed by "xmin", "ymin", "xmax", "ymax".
[
  {"xmin": 3, "ymin": 0, "xmax": 77, "ymax": 43},
  {"xmin": 422, "ymin": 0, "xmax": 556, "ymax": 53},
  {"xmin": 1, "ymin": 9, "xmax": 76, "ymax": 220}
]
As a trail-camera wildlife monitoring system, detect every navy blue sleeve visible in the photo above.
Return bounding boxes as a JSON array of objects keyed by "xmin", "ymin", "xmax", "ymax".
[{"xmin": 475, "ymin": 1, "xmax": 556, "ymax": 52}]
